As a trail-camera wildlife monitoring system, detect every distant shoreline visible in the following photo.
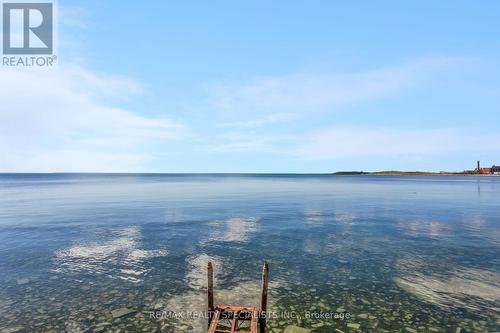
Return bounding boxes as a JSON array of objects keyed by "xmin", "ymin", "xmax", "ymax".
[
  {"xmin": 0, "ymin": 172, "xmax": 498, "ymax": 177},
  {"xmin": 332, "ymin": 171, "xmax": 499, "ymax": 176}
]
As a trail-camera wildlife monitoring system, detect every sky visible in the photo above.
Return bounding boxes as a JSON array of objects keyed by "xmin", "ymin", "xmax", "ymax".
[{"xmin": 1, "ymin": 1, "xmax": 500, "ymax": 173}]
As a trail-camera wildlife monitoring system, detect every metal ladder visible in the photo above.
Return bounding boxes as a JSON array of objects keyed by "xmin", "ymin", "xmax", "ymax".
[{"xmin": 207, "ymin": 262, "xmax": 269, "ymax": 333}]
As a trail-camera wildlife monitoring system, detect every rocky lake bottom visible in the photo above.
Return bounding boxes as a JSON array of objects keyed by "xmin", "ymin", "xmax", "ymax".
[{"xmin": 0, "ymin": 174, "xmax": 498, "ymax": 332}]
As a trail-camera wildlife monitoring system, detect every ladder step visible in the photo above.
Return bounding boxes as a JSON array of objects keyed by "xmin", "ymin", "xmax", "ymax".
[{"xmin": 208, "ymin": 305, "xmax": 259, "ymax": 333}]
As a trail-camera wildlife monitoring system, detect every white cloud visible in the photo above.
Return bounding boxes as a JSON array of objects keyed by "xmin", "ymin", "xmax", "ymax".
[
  {"xmin": 0, "ymin": 66, "xmax": 185, "ymax": 172},
  {"xmin": 1, "ymin": 55, "xmax": 491, "ymax": 172},
  {"xmin": 209, "ymin": 56, "xmax": 465, "ymax": 120},
  {"xmin": 204, "ymin": 57, "xmax": 495, "ymax": 160},
  {"xmin": 299, "ymin": 127, "xmax": 500, "ymax": 160},
  {"xmin": 218, "ymin": 112, "xmax": 294, "ymax": 128},
  {"xmin": 205, "ymin": 131, "xmax": 295, "ymax": 154}
]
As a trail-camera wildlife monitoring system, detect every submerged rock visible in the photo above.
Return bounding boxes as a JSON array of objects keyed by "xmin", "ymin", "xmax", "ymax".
[
  {"xmin": 347, "ymin": 322, "xmax": 360, "ymax": 329},
  {"xmin": 283, "ymin": 325, "xmax": 311, "ymax": 333},
  {"xmin": 111, "ymin": 308, "xmax": 136, "ymax": 319},
  {"xmin": 1, "ymin": 327, "xmax": 24, "ymax": 333}
]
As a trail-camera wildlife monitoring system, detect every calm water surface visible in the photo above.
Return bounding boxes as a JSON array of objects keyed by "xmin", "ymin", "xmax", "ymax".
[{"xmin": 0, "ymin": 174, "xmax": 499, "ymax": 332}]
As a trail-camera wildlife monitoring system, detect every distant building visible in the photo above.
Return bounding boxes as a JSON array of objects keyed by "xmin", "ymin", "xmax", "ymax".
[
  {"xmin": 480, "ymin": 168, "xmax": 492, "ymax": 174},
  {"xmin": 475, "ymin": 161, "xmax": 500, "ymax": 175}
]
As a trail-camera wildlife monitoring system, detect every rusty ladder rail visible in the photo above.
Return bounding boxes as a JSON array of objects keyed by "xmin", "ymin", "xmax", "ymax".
[{"xmin": 207, "ymin": 262, "xmax": 269, "ymax": 333}]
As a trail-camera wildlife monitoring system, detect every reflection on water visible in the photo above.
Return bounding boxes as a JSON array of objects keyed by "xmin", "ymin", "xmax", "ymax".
[
  {"xmin": 397, "ymin": 220, "xmax": 453, "ymax": 239},
  {"xmin": 206, "ymin": 217, "xmax": 259, "ymax": 243},
  {"xmin": 54, "ymin": 226, "xmax": 168, "ymax": 283},
  {"xmin": 0, "ymin": 174, "xmax": 499, "ymax": 332},
  {"xmin": 395, "ymin": 266, "xmax": 500, "ymax": 313}
]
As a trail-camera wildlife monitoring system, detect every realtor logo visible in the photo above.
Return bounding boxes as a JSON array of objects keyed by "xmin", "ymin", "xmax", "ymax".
[
  {"xmin": 2, "ymin": 2, "xmax": 53, "ymax": 54},
  {"xmin": 2, "ymin": 1, "xmax": 56, "ymax": 66}
]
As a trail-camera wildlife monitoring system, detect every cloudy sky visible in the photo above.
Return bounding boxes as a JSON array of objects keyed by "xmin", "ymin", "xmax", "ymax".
[{"xmin": 1, "ymin": 1, "xmax": 500, "ymax": 172}]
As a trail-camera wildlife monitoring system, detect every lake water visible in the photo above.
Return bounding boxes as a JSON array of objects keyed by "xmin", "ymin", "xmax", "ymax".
[{"xmin": 0, "ymin": 174, "xmax": 499, "ymax": 333}]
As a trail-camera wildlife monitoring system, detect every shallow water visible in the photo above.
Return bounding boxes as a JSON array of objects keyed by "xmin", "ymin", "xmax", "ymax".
[{"xmin": 0, "ymin": 174, "xmax": 499, "ymax": 332}]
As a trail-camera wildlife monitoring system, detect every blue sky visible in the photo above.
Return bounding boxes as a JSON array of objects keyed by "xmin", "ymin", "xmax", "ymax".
[{"xmin": 1, "ymin": 1, "xmax": 500, "ymax": 172}]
